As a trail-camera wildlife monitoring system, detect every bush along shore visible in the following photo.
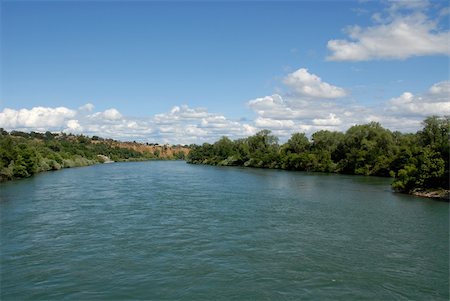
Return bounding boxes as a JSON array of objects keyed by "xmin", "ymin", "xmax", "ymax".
[
  {"xmin": 0, "ymin": 129, "xmax": 189, "ymax": 182},
  {"xmin": 187, "ymin": 116, "xmax": 449, "ymax": 201}
]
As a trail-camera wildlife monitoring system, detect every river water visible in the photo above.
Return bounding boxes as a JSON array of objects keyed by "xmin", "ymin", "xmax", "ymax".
[{"xmin": 1, "ymin": 161, "xmax": 448, "ymax": 300}]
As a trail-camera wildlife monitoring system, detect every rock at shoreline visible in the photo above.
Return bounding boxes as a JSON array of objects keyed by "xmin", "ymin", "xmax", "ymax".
[
  {"xmin": 411, "ymin": 189, "xmax": 449, "ymax": 201},
  {"xmin": 97, "ymin": 155, "xmax": 114, "ymax": 164}
]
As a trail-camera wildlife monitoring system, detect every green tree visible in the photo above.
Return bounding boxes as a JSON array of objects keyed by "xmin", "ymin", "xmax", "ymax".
[
  {"xmin": 213, "ymin": 137, "xmax": 234, "ymax": 161},
  {"xmin": 335, "ymin": 122, "xmax": 395, "ymax": 176},
  {"xmin": 241, "ymin": 130, "xmax": 279, "ymax": 167},
  {"xmin": 283, "ymin": 133, "xmax": 310, "ymax": 154},
  {"xmin": 15, "ymin": 144, "xmax": 38, "ymax": 177}
]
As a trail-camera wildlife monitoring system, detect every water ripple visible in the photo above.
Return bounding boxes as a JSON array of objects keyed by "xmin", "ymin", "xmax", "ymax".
[{"xmin": 1, "ymin": 161, "xmax": 448, "ymax": 300}]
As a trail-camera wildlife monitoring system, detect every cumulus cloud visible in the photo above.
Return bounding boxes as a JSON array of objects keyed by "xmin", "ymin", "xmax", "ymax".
[
  {"xmin": 247, "ymin": 70, "xmax": 448, "ymax": 138},
  {"xmin": 154, "ymin": 105, "xmax": 210, "ymax": 125},
  {"xmin": 0, "ymin": 105, "xmax": 153, "ymax": 139},
  {"xmin": 0, "ymin": 103, "xmax": 258, "ymax": 144},
  {"xmin": 0, "ymin": 80, "xmax": 447, "ymax": 143},
  {"xmin": 283, "ymin": 68, "xmax": 347, "ymax": 98},
  {"xmin": 387, "ymin": 80, "xmax": 450, "ymax": 116},
  {"xmin": 246, "ymin": 69, "xmax": 351, "ymax": 137},
  {"xmin": 0, "ymin": 106, "xmax": 76, "ymax": 129},
  {"xmin": 255, "ymin": 117, "xmax": 295, "ymax": 130},
  {"xmin": 65, "ymin": 119, "xmax": 83, "ymax": 132},
  {"xmin": 327, "ymin": 2, "xmax": 450, "ymax": 61},
  {"xmin": 248, "ymin": 93, "xmax": 354, "ymax": 137},
  {"xmin": 153, "ymin": 105, "xmax": 256, "ymax": 143},
  {"xmin": 429, "ymin": 81, "xmax": 450, "ymax": 96},
  {"xmin": 90, "ymin": 108, "xmax": 123, "ymax": 121},
  {"xmin": 312, "ymin": 113, "xmax": 342, "ymax": 126},
  {"xmin": 248, "ymin": 95, "xmax": 299, "ymax": 120},
  {"xmin": 78, "ymin": 103, "xmax": 94, "ymax": 112}
]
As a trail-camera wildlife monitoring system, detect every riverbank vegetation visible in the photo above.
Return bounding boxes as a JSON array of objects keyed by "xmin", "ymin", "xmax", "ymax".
[
  {"xmin": 187, "ymin": 116, "xmax": 449, "ymax": 199},
  {"xmin": 0, "ymin": 129, "xmax": 189, "ymax": 182}
]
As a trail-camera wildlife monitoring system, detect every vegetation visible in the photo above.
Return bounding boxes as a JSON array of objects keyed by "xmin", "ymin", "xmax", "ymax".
[
  {"xmin": 188, "ymin": 116, "xmax": 449, "ymax": 197},
  {"xmin": 0, "ymin": 129, "xmax": 188, "ymax": 182},
  {"xmin": 2, "ymin": 117, "xmax": 448, "ymax": 198}
]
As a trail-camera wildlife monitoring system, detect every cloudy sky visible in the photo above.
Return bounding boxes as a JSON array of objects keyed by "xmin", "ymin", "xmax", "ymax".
[{"xmin": 1, "ymin": 0, "xmax": 449, "ymax": 144}]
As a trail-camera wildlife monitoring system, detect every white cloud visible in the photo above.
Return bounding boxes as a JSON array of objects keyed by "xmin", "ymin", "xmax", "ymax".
[
  {"xmin": 245, "ymin": 79, "xmax": 449, "ymax": 139},
  {"xmin": 255, "ymin": 117, "xmax": 295, "ymax": 130},
  {"xmin": 312, "ymin": 113, "xmax": 342, "ymax": 126},
  {"xmin": 78, "ymin": 103, "xmax": 94, "ymax": 112},
  {"xmin": 1, "ymin": 78, "xmax": 447, "ymax": 144},
  {"xmin": 0, "ymin": 102, "xmax": 259, "ymax": 144},
  {"xmin": 387, "ymin": 0, "xmax": 430, "ymax": 12},
  {"xmin": 201, "ymin": 116, "xmax": 229, "ymax": 128},
  {"xmin": 248, "ymin": 71, "xmax": 351, "ymax": 130},
  {"xmin": 90, "ymin": 108, "xmax": 123, "ymax": 121},
  {"xmin": 245, "ymin": 69, "xmax": 356, "ymax": 138},
  {"xmin": 248, "ymin": 94, "xmax": 284, "ymax": 110},
  {"xmin": 153, "ymin": 105, "xmax": 256, "ymax": 143},
  {"xmin": 0, "ymin": 106, "xmax": 76, "ymax": 129},
  {"xmin": 65, "ymin": 119, "xmax": 83, "ymax": 132},
  {"xmin": 248, "ymin": 95, "xmax": 352, "ymax": 138},
  {"xmin": 154, "ymin": 105, "xmax": 210, "ymax": 125},
  {"xmin": 248, "ymin": 94, "xmax": 299, "ymax": 120},
  {"xmin": 387, "ymin": 81, "xmax": 450, "ymax": 116},
  {"xmin": 0, "ymin": 104, "xmax": 151, "ymax": 140},
  {"xmin": 327, "ymin": 4, "xmax": 450, "ymax": 61},
  {"xmin": 361, "ymin": 114, "xmax": 423, "ymax": 133},
  {"xmin": 429, "ymin": 81, "xmax": 450, "ymax": 96},
  {"xmin": 185, "ymin": 125, "xmax": 208, "ymax": 137},
  {"xmin": 103, "ymin": 108, "xmax": 122, "ymax": 120},
  {"xmin": 283, "ymin": 68, "xmax": 347, "ymax": 98}
]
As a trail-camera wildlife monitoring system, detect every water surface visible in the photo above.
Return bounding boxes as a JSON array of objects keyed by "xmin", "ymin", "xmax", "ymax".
[{"xmin": 1, "ymin": 161, "xmax": 448, "ymax": 300}]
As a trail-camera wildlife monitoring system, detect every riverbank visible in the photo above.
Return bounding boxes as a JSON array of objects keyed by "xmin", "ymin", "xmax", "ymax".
[
  {"xmin": 187, "ymin": 118, "xmax": 449, "ymax": 202},
  {"xmin": 189, "ymin": 161, "xmax": 449, "ymax": 202},
  {"xmin": 0, "ymin": 130, "xmax": 190, "ymax": 182},
  {"xmin": 0, "ymin": 157, "xmax": 191, "ymax": 183},
  {"xmin": 411, "ymin": 189, "xmax": 450, "ymax": 201}
]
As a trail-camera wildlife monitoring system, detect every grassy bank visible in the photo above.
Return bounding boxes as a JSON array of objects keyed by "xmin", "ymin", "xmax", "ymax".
[{"xmin": 0, "ymin": 129, "xmax": 189, "ymax": 182}]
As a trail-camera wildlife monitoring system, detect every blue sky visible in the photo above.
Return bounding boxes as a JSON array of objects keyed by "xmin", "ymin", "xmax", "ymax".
[{"xmin": 1, "ymin": 0, "xmax": 449, "ymax": 143}]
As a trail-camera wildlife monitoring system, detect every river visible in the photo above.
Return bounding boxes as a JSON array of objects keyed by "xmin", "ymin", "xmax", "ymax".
[{"xmin": 1, "ymin": 161, "xmax": 448, "ymax": 300}]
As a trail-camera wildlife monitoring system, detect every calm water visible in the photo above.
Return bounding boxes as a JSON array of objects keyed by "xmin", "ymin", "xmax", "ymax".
[{"xmin": 1, "ymin": 161, "xmax": 448, "ymax": 300}]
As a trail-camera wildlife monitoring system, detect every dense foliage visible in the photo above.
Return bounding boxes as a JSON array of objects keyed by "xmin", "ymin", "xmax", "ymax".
[
  {"xmin": 188, "ymin": 117, "xmax": 449, "ymax": 194},
  {"xmin": 0, "ymin": 130, "xmax": 186, "ymax": 182}
]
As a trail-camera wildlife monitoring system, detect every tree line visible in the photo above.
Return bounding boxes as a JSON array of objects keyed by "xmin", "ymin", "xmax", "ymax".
[
  {"xmin": 187, "ymin": 116, "xmax": 449, "ymax": 194},
  {"xmin": 0, "ymin": 130, "xmax": 186, "ymax": 182}
]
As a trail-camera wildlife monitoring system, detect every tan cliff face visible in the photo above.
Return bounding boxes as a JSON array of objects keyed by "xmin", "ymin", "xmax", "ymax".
[{"xmin": 91, "ymin": 140, "xmax": 190, "ymax": 159}]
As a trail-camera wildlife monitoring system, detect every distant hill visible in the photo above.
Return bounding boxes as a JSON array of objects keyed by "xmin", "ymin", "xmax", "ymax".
[
  {"xmin": 0, "ymin": 129, "xmax": 190, "ymax": 182},
  {"xmin": 91, "ymin": 139, "xmax": 190, "ymax": 160}
]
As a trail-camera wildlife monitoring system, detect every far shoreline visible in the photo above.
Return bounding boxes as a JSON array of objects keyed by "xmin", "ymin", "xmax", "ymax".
[
  {"xmin": 2, "ymin": 156, "xmax": 448, "ymax": 202},
  {"xmin": 190, "ymin": 161, "xmax": 449, "ymax": 202},
  {"xmin": 0, "ymin": 158, "xmax": 187, "ymax": 184}
]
